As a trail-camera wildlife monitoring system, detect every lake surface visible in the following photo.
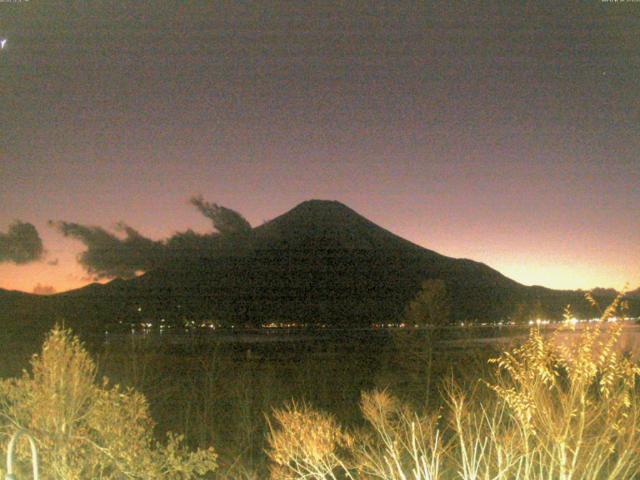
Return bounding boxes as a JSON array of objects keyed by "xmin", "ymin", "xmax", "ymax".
[{"xmin": 101, "ymin": 320, "xmax": 640, "ymax": 350}]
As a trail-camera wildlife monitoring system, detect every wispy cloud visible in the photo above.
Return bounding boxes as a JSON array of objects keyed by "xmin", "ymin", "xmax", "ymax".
[{"xmin": 189, "ymin": 195, "xmax": 252, "ymax": 235}]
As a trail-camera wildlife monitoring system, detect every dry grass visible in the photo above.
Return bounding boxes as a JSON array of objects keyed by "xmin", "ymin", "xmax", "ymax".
[
  {"xmin": 267, "ymin": 294, "xmax": 640, "ymax": 479},
  {"xmin": 267, "ymin": 400, "xmax": 354, "ymax": 479},
  {"xmin": 354, "ymin": 390, "xmax": 442, "ymax": 479}
]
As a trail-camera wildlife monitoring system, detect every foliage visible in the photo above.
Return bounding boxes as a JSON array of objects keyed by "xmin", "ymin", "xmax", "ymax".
[
  {"xmin": 1, "ymin": 293, "xmax": 637, "ymax": 480},
  {"xmin": 0, "ymin": 326, "xmax": 217, "ymax": 479},
  {"xmin": 267, "ymin": 390, "xmax": 443, "ymax": 480},
  {"xmin": 354, "ymin": 390, "xmax": 442, "ymax": 479},
  {"xmin": 267, "ymin": 293, "xmax": 640, "ymax": 479},
  {"xmin": 476, "ymin": 294, "xmax": 640, "ymax": 479},
  {"xmin": 267, "ymin": 401, "xmax": 353, "ymax": 479},
  {"xmin": 404, "ymin": 280, "xmax": 450, "ymax": 327}
]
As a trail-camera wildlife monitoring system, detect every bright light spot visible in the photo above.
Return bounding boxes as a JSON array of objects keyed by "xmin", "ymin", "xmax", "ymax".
[{"xmin": 0, "ymin": 39, "xmax": 6, "ymax": 50}]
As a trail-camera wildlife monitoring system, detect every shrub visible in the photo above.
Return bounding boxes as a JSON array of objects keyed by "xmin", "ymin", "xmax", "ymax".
[
  {"xmin": 474, "ymin": 308, "xmax": 640, "ymax": 478},
  {"xmin": 267, "ymin": 294, "xmax": 640, "ymax": 479},
  {"xmin": 0, "ymin": 326, "xmax": 217, "ymax": 479},
  {"xmin": 266, "ymin": 401, "xmax": 353, "ymax": 479}
]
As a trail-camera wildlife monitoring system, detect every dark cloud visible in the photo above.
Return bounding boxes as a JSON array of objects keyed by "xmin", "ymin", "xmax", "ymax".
[
  {"xmin": 49, "ymin": 221, "xmax": 165, "ymax": 279},
  {"xmin": 33, "ymin": 283, "xmax": 56, "ymax": 295},
  {"xmin": 190, "ymin": 195, "xmax": 252, "ymax": 235},
  {"xmin": 51, "ymin": 198, "xmax": 252, "ymax": 279},
  {"xmin": 0, "ymin": 221, "xmax": 44, "ymax": 264}
]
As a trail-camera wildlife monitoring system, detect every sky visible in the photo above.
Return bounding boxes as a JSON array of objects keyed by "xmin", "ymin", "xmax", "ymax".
[{"xmin": 1, "ymin": 1, "xmax": 639, "ymax": 294}]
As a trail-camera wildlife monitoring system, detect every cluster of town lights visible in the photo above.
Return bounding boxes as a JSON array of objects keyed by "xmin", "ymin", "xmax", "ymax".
[{"xmin": 116, "ymin": 304, "xmax": 636, "ymax": 335}]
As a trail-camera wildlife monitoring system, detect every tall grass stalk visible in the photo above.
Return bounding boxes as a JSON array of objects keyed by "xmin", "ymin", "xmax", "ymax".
[{"xmin": 267, "ymin": 294, "xmax": 640, "ymax": 479}]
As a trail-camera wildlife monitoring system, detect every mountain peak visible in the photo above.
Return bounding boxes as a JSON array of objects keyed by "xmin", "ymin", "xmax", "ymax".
[
  {"xmin": 295, "ymin": 199, "xmax": 348, "ymax": 207},
  {"xmin": 289, "ymin": 199, "xmax": 356, "ymax": 215},
  {"xmin": 250, "ymin": 199, "xmax": 435, "ymax": 255},
  {"xmin": 256, "ymin": 199, "xmax": 404, "ymax": 250},
  {"xmin": 259, "ymin": 199, "xmax": 368, "ymax": 230}
]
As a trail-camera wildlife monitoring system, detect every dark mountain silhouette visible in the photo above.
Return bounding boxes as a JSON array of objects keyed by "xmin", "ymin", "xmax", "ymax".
[
  {"xmin": 131, "ymin": 200, "xmax": 528, "ymax": 327},
  {"xmin": 0, "ymin": 288, "xmax": 32, "ymax": 299},
  {"xmin": 626, "ymin": 287, "xmax": 640, "ymax": 299},
  {"xmin": 0, "ymin": 200, "xmax": 635, "ymax": 334}
]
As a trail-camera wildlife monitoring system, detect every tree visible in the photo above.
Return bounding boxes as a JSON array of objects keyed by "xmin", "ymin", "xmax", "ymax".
[{"xmin": 404, "ymin": 279, "xmax": 450, "ymax": 327}]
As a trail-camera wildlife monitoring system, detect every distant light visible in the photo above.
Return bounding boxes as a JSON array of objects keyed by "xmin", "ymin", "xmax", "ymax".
[{"xmin": 0, "ymin": 39, "xmax": 6, "ymax": 50}]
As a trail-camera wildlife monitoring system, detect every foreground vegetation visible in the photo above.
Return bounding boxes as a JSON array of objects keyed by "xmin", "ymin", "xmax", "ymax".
[
  {"xmin": 268, "ymin": 301, "xmax": 640, "ymax": 479},
  {"xmin": 0, "ymin": 295, "xmax": 638, "ymax": 479},
  {"xmin": 0, "ymin": 327, "xmax": 218, "ymax": 479}
]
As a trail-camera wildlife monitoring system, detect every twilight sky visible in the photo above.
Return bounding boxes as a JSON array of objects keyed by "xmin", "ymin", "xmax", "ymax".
[{"xmin": 1, "ymin": 1, "xmax": 639, "ymax": 294}]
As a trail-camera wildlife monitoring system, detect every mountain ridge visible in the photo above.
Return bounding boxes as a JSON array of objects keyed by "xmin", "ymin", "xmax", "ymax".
[{"xmin": 0, "ymin": 200, "xmax": 635, "ymax": 333}]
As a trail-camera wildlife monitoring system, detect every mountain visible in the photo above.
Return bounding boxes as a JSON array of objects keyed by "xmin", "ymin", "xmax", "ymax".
[
  {"xmin": 0, "ymin": 200, "xmax": 634, "ymax": 333},
  {"xmin": 132, "ymin": 200, "xmax": 528, "ymax": 326},
  {"xmin": 0, "ymin": 288, "xmax": 32, "ymax": 299},
  {"xmin": 626, "ymin": 287, "xmax": 640, "ymax": 299}
]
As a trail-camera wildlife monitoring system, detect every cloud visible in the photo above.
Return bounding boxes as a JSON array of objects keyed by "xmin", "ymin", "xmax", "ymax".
[
  {"xmin": 190, "ymin": 195, "xmax": 252, "ymax": 235},
  {"xmin": 50, "ymin": 197, "xmax": 252, "ymax": 279},
  {"xmin": 49, "ymin": 221, "xmax": 165, "ymax": 279},
  {"xmin": 0, "ymin": 221, "xmax": 44, "ymax": 264},
  {"xmin": 33, "ymin": 283, "xmax": 56, "ymax": 295}
]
